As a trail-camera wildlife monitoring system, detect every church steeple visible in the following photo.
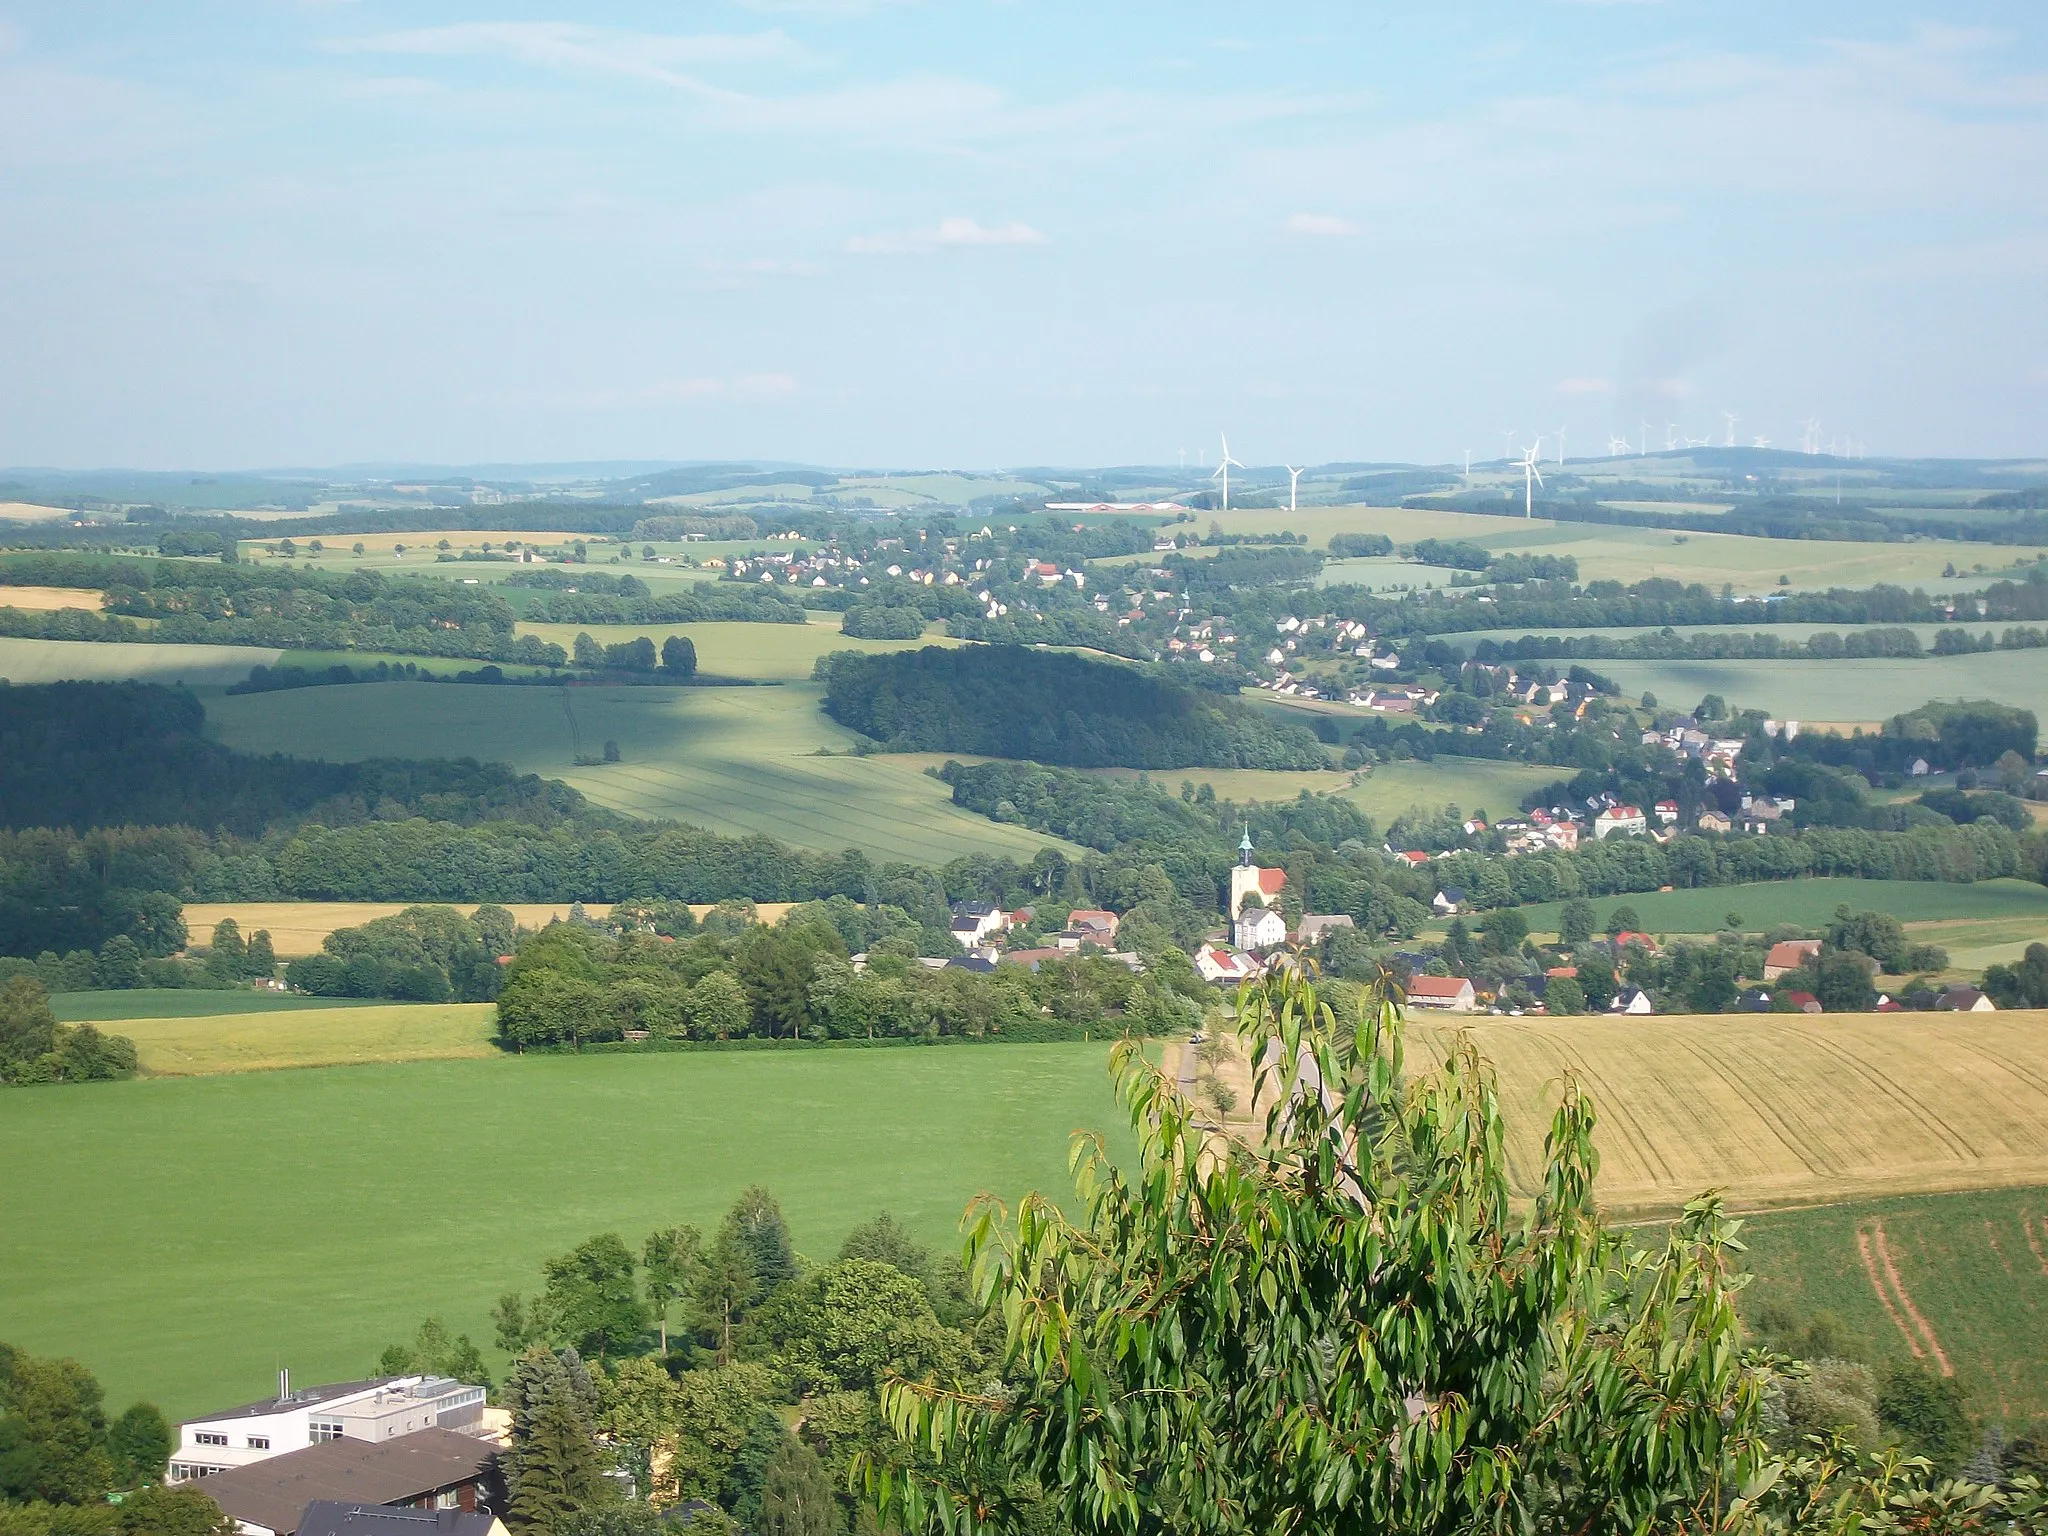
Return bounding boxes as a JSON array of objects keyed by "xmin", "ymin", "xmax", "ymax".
[{"xmin": 1239, "ymin": 823, "xmax": 1254, "ymax": 866}]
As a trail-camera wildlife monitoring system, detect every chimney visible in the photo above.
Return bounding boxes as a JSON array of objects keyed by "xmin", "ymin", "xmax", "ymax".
[{"xmin": 278, "ymin": 1368, "xmax": 291, "ymax": 1404}]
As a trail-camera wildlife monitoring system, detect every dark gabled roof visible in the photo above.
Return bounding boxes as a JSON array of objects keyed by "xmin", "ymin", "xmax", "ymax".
[
  {"xmin": 945, "ymin": 955, "xmax": 998, "ymax": 973},
  {"xmin": 950, "ymin": 900, "xmax": 998, "ymax": 917},
  {"xmin": 297, "ymin": 1505, "xmax": 497, "ymax": 1536},
  {"xmin": 186, "ymin": 1380, "xmax": 394, "ymax": 1427},
  {"xmin": 196, "ymin": 1430, "xmax": 500, "ymax": 1536}
]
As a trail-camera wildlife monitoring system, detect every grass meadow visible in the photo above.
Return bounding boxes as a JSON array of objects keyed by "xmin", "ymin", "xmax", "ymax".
[
  {"xmin": 1593, "ymin": 651, "xmax": 2048, "ymax": 724},
  {"xmin": 207, "ymin": 681, "xmax": 1072, "ymax": 866},
  {"xmin": 0, "ymin": 636, "xmax": 281, "ymax": 686},
  {"xmin": 1739, "ymin": 1186, "xmax": 2048, "ymax": 1422},
  {"xmin": 49, "ymin": 990, "xmax": 388, "ymax": 1022},
  {"xmin": 1506, "ymin": 877, "xmax": 2048, "ymax": 938},
  {"xmin": 0, "ymin": 1045, "xmax": 1126, "ymax": 1418}
]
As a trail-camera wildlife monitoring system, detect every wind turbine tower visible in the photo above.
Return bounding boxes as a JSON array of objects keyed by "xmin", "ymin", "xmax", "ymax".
[
  {"xmin": 1723, "ymin": 411, "xmax": 1739, "ymax": 447},
  {"xmin": 1518, "ymin": 440, "xmax": 1544, "ymax": 517},
  {"xmin": 1555, "ymin": 427, "xmax": 1567, "ymax": 466},
  {"xmin": 1210, "ymin": 432, "xmax": 1245, "ymax": 512},
  {"xmin": 1285, "ymin": 465, "xmax": 1302, "ymax": 513}
]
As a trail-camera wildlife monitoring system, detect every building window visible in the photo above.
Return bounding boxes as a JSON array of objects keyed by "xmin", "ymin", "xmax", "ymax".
[
  {"xmin": 435, "ymin": 1492, "xmax": 461, "ymax": 1509},
  {"xmin": 194, "ymin": 1433, "xmax": 228, "ymax": 1448},
  {"xmin": 309, "ymin": 1422, "xmax": 343, "ymax": 1443},
  {"xmin": 246, "ymin": 1436, "xmax": 270, "ymax": 1450}
]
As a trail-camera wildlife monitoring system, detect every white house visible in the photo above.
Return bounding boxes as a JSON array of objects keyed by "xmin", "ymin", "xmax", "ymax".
[
  {"xmin": 1404, "ymin": 975, "xmax": 1477, "ymax": 1012},
  {"xmin": 1234, "ymin": 907, "xmax": 1289, "ymax": 952},
  {"xmin": 1611, "ymin": 987, "xmax": 1655, "ymax": 1015},
  {"xmin": 948, "ymin": 901, "xmax": 1006, "ymax": 948},
  {"xmin": 1593, "ymin": 805, "xmax": 1648, "ymax": 840},
  {"xmin": 1194, "ymin": 943, "xmax": 1261, "ymax": 985},
  {"xmin": 169, "ymin": 1374, "xmax": 488, "ymax": 1485}
]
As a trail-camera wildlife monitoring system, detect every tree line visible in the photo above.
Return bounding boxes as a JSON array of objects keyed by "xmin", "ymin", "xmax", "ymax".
[{"xmin": 0, "ymin": 977, "xmax": 138, "ymax": 1087}]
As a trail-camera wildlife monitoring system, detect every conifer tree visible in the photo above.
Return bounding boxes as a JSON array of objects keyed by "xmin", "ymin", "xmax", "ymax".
[{"xmin": 505, "ymin": 1348, "xmax": 607, "ymax": 1534}]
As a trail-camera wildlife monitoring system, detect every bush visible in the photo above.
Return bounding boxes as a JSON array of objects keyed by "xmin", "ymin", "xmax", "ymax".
[
  {"xmin": 1543, "ymin": 977, "xmax": 1585, "ymax": 1016},
  {"xmin": 840, "ymin": 604, "xmax": 928, "ymax": 641}
]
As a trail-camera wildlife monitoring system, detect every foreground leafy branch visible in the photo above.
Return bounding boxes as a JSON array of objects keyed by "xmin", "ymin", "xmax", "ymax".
[{"xmin": 863, "ymin": 967, "xmax": 2048, "ymax": 1535}]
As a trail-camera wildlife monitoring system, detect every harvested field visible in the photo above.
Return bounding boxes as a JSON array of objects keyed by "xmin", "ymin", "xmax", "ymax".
[
  {"xmin": 0, "ymin": 585, "xmax": 105, "ymax": 611},
  {"xmin": 1406, "ymin": 1010, "xmax": 2048, "ymax": 1215},
  {"xmin": 181, "ymin": 902, "xmax": 619, "ymax": 956},
  {"xmin": 119, "ymin": 1003, "xmax": 499, "ymax": 1075}
]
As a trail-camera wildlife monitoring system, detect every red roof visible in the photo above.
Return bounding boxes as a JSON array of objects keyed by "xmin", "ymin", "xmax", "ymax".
[
  {"xmin": 1255, "ymin": 868, "xmax": 1286, "ymax": 895},
  {"xmin": 1765, "ymin": 939, "xmax": 1821, "ymax": 970},
  {"xmin": 1612, "ymin": 931, "xmax": 1659, "ymax": 951},
  {"xmin": 1406, "ymin": 975, "xmax": 1473, "ymax": 999},
  {"xmin": 1786, "ymin": 990, "xmax": 1821, "ymax": 1011}
]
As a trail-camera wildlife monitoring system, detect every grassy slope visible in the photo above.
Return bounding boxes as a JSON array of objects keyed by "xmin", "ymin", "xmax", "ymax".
[
  {"xmin": 1509, "ymin": 877, "xmax": 2048, "ymax": 937},
  {"xmin": 1740, "ymin": 1186, "xmax": 2048, "ymax": 1423},
  {"xmin": 206, "ymin": 681, "xmax": 1072, "ymax": 867},
  {"xmin": 1592, "ymin": 650, "xmax": 2048, "ymax": 723},
  {"xmin": 0, "ymin": 636, "xmax": 282, "ymax": 685},
  {"xmin": 1407, "ymin": 1010, "xmax": 2048, "ymax": 1216},
  {"xmin": 0, "ymin": 1046, "xmax": 1125, "ymax": 1418}
]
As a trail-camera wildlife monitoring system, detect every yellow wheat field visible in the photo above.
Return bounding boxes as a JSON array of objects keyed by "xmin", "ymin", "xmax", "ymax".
[
  {"xmin": 0, "ymin": 586, "xmax": 106, "ymax": 611},
  {"xmin": 1406, "ymin": 1012, "xmax": 2048, "ymax": 1214},
  {"xmin": 179, "ymin": 899, "xmax": 796, "ymax": 955}
]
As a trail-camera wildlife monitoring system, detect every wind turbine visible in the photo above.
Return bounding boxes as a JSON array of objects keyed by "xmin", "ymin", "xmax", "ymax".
[
  {"xmin": 1285, "ymin": 465, "xmax": 1302, "ymax": 513},
  {"xmin": 1555, "ymin": 427, "xmax": 1567, "ymax": 466},
  {"xmin": 1608, "ymin": 435, "xmax": 1631, "ymax": 456},
  {"xmin": 1722, "ymin": 411, "xmax": 1739, "ymax": 447},
  {"xmin": 1640, "ymin": 420, "xmax": 1651, "ymax": 457},
  {"xmin": 1462, "ymin": 448, "xmax": 1473, "ymax": 480},
  {"xmin": 1501, "ymin": 428, "xmax": 1517, "ymax": 463},
  {"xmin": 1664, "ymin": 422, "xmax": 1679, "ymax": 451},
  {"xmin": 1210, "ymin": 432, "xmax": 1245, "ymax": 511},
  {"xmin": 1517, "ymin": 440, "xmax": 1545, "ymax": 517},
  {"xmin": 1751, "ymin": 435, "xmax": 1772, "ymax": 448}
]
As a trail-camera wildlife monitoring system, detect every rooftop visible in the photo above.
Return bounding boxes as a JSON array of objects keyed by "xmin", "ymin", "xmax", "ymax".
[
  {"xmin": 196, "ymin": 1430, "xmax": 500, "ymax": 1536},
  {"xmin": 186, "ymin": 1380, "xmax": 393, "ymax": 1427}
]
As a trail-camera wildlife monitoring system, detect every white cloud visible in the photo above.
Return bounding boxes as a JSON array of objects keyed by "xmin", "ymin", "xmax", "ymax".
[
  {"xmin": 1285, "ymin": 212, "xmax": 1355, "ymax": 237},
  {"xmin": 848, "ymin": 216, "xmax": 1047, "ymax": 254}
]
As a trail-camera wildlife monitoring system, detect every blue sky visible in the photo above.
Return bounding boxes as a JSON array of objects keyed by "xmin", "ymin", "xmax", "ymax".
[{"xmin": 2, "ymin": 1, "xmax": 2046, "ymax": 469}]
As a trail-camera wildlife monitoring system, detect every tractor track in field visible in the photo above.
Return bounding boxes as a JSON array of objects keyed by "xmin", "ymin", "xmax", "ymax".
[
  {"xmin": 1858, "ymin": 1219, "xmax": 1952, "ymax": 1375},
  {"xmin": 2025, "ymin": 1214, "xmax": 2048, "ymax": 1278}
]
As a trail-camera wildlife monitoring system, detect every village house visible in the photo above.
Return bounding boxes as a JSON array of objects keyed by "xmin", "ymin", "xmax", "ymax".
[
  {"xmin": 170, "ymin": 1375, "xmax": 488, "ymax": 1485},
  {"xmin": 1611, "ymin": 987, "xmax": 1655, "ymax": 1015},
  {"xmin": 1194, "ymin": 943, "xmax": 1261, "ymax": 985},
  {"xmin": 193, "ymin": 1432, "xmax": 504, "ymax": 1536},
  {"xmin": 1404, "ymin": 975, "xmax": 1478, "ymax": 1012},
  {"xmin": 1233, "ymin": 905, "xmax": 1289, "ymax": 952},
  {"xmin": 1593, "ymin": 804, "xmax": 1648, "ymax": 840},
  {"xmin": 1762, "ymin": 939, "xmax": 1822, "ymax": 980},
  {"xmin": 948, "ymin": 901, "xmax": 1007, "ymax": 948},
  {"xmin": 1295, "ymin": 914, "xmax": 1355, "ymax": 944}
]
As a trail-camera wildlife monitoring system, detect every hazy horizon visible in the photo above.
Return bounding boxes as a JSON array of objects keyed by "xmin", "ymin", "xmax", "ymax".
[{"xmin": 3, "ymin": 1, "xmax": 2046, "ymax": 470}]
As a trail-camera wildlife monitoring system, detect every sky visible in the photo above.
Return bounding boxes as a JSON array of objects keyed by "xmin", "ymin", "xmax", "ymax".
[{"xmin": 2, "ymin": 1, "xmax": 2047, "ymax": 471}]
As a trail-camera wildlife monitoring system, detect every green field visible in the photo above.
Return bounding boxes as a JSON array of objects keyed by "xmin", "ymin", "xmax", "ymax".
[
  {"xmin": 1449, "ymin": 621, "xmax": 1970, "ymax": 649},
  {"xmin": 0, "ymin": 636, "xmax": 281, "ymax": 685},
  {"xmin": 48, "ymin": 990, "xmax": 387, "ymax": 1022},
  {"xmin": 1741, "ymin": 1187, "xmax": 2048, "ymax": 1422},
  {"xmin": 0, "ymin": 1046, "xmax": 1125, "ymax": 1418},
  {"xmin": 1189, "ymin": 504, "xmax": 2046, "ymax": 595},
  {"xmin": 1508, "ymin": 877, "xmax": 2048, "ymax": 938},
  {"xmin": 1593, "ymin": 651, "xmax": 2048, "ymax": 724},
  {"xmin": 512, "ymin": 616, "xmax": 954, "ymax": 682},
  {"xmin": 207, "ymin": 681, "xmax": 1072, "ymax": 866},
  {"xmin": 1341, "ymin": 757, "xmax": 1561, "ymax": 823}
]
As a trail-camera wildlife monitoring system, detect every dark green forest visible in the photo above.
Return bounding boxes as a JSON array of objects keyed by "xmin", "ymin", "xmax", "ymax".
[{"xmin": 816, "ymin": 645, "xmax": 1328, "ymax": 769}]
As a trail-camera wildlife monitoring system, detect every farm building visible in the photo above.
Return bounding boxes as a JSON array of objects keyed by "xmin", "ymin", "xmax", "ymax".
[
  {"xmin": 1404, "ymin": 975, "xmax": 1477, "ymax": 1012},
  {"xmin": 1938, "ymin": 986, "xmax": 1997, "ymax": 1012},
  {"xmin": 1763, "ymin": 939, "xmax": 1822, "ymax": 980}
]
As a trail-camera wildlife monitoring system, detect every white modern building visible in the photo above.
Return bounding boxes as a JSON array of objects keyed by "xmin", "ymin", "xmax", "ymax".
[{"xmin": 170, "ymin": 1375, "xmax": 488, "ymax": 1484}]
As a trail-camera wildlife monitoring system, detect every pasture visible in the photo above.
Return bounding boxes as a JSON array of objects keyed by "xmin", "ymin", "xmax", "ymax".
[
  {"xmin": 0, "ymin": 636, "xmax": 282, "ymax": 685},
  {"xmin": 512, "ymin": 616, "xmax": 955, "ymax": 682},
  {"xmin": 206, "ymin": 681, "xmax": 1072, "ymax": 866},
  {"xmin": 1739, "ymin": 1186, "xmax": 2048, "ymax": 1422},
  {"xmin": 1592, "ymin": 651, "xmax": 2048, "ymax": 724},
  {"xmin": 1405, "ymin": 1009, "xmax": 2048, "ymax": 1215},
  {"xmin": 1507, "ymin": 877, "xmax": 2048, "ymax": 938},
  {"xmin": 180, "ymin": 902, "xmax": 620, "ymax": 957},
  {"xmin": 116, "ymin": 1002, "xmax": 498, "ymax": 1075},
  {"xmin": 0, "ymin": 1044, "xmax": 1126, "ymax": 1418}
]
